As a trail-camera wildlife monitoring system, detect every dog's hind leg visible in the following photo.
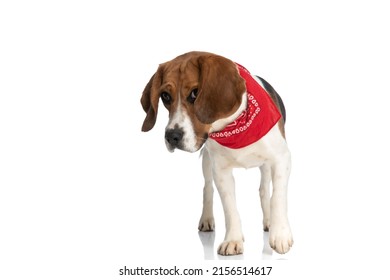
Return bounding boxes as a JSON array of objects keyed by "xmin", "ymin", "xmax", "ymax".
[
  {"xmin": 198, "ymin": 148, "xmax": 215, "ymax": 231},
  {"xmin": 259, "ymin": 164, "xmax": 272, "ymax": 232}
]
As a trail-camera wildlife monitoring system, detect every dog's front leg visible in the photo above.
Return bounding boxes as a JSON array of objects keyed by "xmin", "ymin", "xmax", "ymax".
[
  {"xmin": 213, "ymin": 166, "xmax": 244, "ymax": 255},
  {"xmin": 269, "ymin": 152, "xmax": 293, "ymax": 254}
]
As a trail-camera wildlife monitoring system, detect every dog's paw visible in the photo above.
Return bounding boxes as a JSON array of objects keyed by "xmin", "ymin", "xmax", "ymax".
[
  {"xmin": 269, "ymin": 224, "xmax": 293, "ymax": 254},
  {"xmin": 198, "ymin": 217, "xmax": 215, "ymax": 231},
  {"xmin": 217, "ymin": 240, "xmax": 244, "ymax": 255}
]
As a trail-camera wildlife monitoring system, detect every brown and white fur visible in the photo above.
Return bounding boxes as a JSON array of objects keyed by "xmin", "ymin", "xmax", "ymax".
[{"xmin": 141, "ymin": 51, "xmax": 293, "ymax": 255}]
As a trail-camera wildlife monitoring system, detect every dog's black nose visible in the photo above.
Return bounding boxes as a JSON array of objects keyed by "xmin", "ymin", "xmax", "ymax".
[{"xmin": 165, "ymin": 128, "xmax": 183, "ymax": 146}]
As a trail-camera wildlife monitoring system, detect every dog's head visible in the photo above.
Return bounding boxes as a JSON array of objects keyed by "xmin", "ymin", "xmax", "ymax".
[{"xmin": 141, "ymin": 51, "xmax": 246, "ymax": 152}]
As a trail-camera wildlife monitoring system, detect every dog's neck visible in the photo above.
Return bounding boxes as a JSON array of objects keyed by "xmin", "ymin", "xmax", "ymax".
[{"xmin": 209, "ymin": 92, "xmax": 248, "ymax": 133}]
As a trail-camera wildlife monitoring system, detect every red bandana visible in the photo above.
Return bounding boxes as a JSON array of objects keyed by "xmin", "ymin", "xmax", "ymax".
[{"xmin": 209, "ymin": 64, "xmax": 281, "ymax": 149}]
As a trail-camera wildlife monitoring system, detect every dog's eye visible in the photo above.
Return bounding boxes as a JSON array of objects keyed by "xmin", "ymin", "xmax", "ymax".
[
  {"xmin": 187, "ymin": 88, "xmax": 198, "ymax": 104},
  {"xmin": 160, "ymin": 92, "xmax": 172, "ymax": 104}
]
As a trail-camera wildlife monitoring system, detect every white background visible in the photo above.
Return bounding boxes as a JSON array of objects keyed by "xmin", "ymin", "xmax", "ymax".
[{"xmin": 1, "ymin": 0, "xmax": 390, "ymax": 279}]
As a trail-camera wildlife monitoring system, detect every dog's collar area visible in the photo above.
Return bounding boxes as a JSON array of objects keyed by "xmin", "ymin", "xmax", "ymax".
[
  {"xmin": 208, "ymin": 64, "xmax": 281, "ymax": 149},
  {"xmin": 209, "ymin": 92, "xmax": 259, "ymax": 138}
]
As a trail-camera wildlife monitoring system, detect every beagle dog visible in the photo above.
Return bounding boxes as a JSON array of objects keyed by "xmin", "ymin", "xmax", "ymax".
[{"xmin": 141, "ymin": 51, "xmax": 293, "ymax": 255}]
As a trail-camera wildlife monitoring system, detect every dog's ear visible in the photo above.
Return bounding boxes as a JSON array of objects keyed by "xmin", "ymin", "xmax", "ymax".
[
  {"xmin": 194, "ymin": 55, "xmax": 246, "ymax": 124},
  {"xmin": 140, "ymin": 66, "xmax": 163, "ymax": 132}
]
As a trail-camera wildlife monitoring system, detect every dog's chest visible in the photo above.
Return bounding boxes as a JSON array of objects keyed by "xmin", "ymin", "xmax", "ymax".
[
  {"xmin": 206, "ymin": 140, "xmax": 267, "ymax": 169},
  {"xmin": 231, "ymin": 151, "xmax": 266, "ymax": 169}
]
